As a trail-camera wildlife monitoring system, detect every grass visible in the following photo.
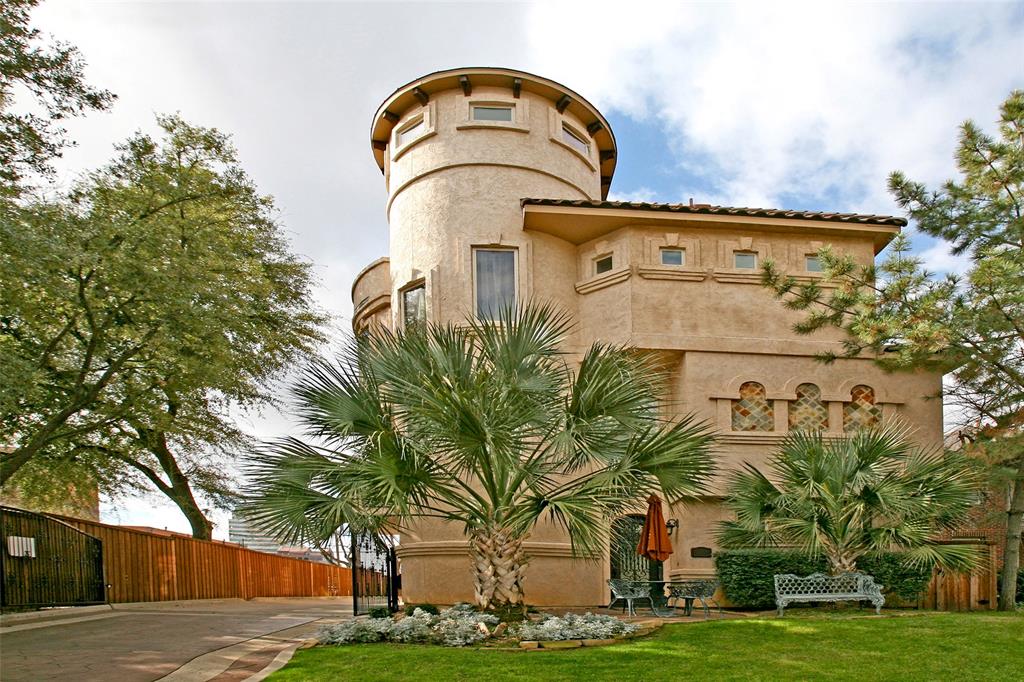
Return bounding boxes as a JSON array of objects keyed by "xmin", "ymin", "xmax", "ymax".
[{"xmin": 269, "ymin": 611, "xmax": 1024, "ymax": 681}]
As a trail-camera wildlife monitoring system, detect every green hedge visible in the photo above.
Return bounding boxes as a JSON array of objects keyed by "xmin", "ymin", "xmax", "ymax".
[{"xmin": 715, "ymin": 550, "xmax": 934, "ymax": 609}]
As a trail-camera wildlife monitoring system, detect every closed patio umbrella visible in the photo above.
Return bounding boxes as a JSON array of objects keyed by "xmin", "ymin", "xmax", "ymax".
[{"xmin": 636, "ymin": 494, "xmax": 673, "ymax": 562}]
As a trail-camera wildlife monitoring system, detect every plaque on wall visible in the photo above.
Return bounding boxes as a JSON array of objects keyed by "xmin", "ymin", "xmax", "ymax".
[{"xmin": 690, "ymin": 546, "xmax": 713, "ymax": 558}]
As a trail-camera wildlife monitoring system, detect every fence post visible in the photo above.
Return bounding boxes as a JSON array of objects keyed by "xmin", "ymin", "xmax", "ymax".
[{"xmin": 350, "ymin": 534, "xmax": 359, "ymax": 616}]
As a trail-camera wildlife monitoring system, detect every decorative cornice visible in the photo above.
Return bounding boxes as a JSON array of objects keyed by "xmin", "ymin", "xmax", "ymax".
[
  {"xmin": 636, "ymin": 266, "xmax": 707, "ymax": 282},
  {"xmin": 574, "ymin": 268, "xmax": 631, "ymax": 294}
]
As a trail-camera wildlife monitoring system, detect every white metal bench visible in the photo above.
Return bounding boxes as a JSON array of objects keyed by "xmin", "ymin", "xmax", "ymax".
[{"xmin": 774, "ymin": 572, "xmax": 885, "ymax": 616}]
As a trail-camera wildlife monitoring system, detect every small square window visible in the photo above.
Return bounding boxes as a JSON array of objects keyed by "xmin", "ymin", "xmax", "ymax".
[
  {"xmin": 661, "ymin": 248, "xmax": 685, "ymax": 266},
  {"xmin": 595, "ymin": 255, "xmax": 613, "ymax": 274},
  {"xmin": 806, "ymin": 255, "xmax": 822, "ymax": 272},
  {"xmin": 472, "ymin": 106, "xmax": 513, "ymax": 122},
  {"xmin": 397, "ymin": 118, "xmax": 424, "ymax": 147},
  {"xmin": 562, "ymin": 124, "xmax": 590, "ymax": 156},
  {"xmin": 734, "ymin": 252, "xmax": 757, "ymax": 269}
]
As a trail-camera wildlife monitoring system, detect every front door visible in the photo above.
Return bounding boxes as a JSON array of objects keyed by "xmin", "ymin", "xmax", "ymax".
[{"xmin": 610, "ymin": 514, "xmax": 663, "ymax": 584}]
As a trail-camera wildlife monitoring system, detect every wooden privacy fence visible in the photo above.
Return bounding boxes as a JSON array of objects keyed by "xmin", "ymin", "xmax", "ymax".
[
  {"xmin": 48, "ymin": 513, "xmax": 351, "ymax": 604},
  {"xmin": 917, "ymin": 541, "xmax": 998, "ymax": 611}
]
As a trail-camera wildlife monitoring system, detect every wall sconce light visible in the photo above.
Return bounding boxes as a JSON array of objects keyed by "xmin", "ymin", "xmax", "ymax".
[{"xmin": 666, "ymin": 518, "xmax": 679, "ymax": 536}]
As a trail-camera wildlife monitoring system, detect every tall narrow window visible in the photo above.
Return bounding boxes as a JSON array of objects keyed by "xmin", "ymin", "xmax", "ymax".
[
  {"xmin": 472, "ymin": 105, "xmax": 513, "ymax": 122},
  {"xmin": 562, "ymin": 124, "xmax": 590, "ymax": 156},
  {"xmin": 474, "ymin": 249, "xmax": 516, "ymax": 319},
  {"xmin": 732, "ymin": 382, "xmax": 773, "ymax": 431},
  {"xmin": 734, "ymin": 252, "xmax": 757, "ymax": 269},
  {"xmin": 789, "ymin": 383, "xmax": 828, "ymax": 431},
  {"xmin": 402, "ymin": 284, "xmax": 426, "ymax": 328},
  {"xmin": 843, "ymin": 385, "xmax": 881, "ymax": 431}
]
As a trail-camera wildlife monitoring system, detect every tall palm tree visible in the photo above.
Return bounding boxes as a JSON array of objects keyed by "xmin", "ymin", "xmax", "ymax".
[
  {"xmin": 243, "ymin": 304, "xmax": 715, "ymax": 610},
  {"xmin": 716, "ymin": 427, "xmax": 982, "ymax": 573}
]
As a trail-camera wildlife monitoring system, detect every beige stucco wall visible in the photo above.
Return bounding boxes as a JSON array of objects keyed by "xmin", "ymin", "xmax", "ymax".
[{"xmin": 355, "ymin": 69, "xmax": 944, "ymax": 607}]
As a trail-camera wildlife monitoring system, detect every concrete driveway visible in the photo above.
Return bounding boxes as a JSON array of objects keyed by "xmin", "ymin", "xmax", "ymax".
[{"xmin": 0, "ymin": 598, "xmax": 351, "ymax": 681}]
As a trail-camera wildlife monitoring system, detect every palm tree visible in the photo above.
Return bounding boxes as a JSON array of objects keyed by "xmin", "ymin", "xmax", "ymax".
[
  {"xmin": 243, "ymin": 304, "xmax": 715, "ymax": 610},
  {"xmin": 716, "ymin": 427, "xmax": 982, "ymax": 574}
]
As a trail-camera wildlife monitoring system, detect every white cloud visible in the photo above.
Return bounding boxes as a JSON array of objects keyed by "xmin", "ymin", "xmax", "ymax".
[
  {"xmin": 607, "ymin": 186, "xmax": 661, "ymax": 203},
  {"xmin": 918, "ymin": 239, "xmax": 972, "ymax": 276},
  {"xmin": 525, "ymin": 1, "xmax": 1024, "ymax": 214}
]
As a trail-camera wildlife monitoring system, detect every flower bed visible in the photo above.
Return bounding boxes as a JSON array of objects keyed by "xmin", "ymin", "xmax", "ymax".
[{"xmin": 317, "ymin": 605, "xmax": 640, "ymax": 649}]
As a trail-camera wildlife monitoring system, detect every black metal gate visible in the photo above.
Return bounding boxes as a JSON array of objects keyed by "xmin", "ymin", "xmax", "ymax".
[
  {"xmin": 350, "ymin": 532, "xmax": 398, "ymax": 616},
  {"xmin": 610, "ymin": 514, "xmax": 663, "ymax": 584},
  {"xmin": 1, "ymin": 507, "xmax": 105, "ymax": 611}
]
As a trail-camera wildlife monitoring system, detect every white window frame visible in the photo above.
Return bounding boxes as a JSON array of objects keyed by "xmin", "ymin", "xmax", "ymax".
[
  {"xmin": 457, "ymin": 95, "xmax": 529, "ymax": 132},
  {"xmin": 660, "ymin": 248, "xmax": 686, "ymax": 266},
  {"xmin": 391, "ymin": 101, "xmax": 437, "ymax": 161},
  {"xmin": 472, "ymin": 247, "xmax": 518, "ymax": 320},
  {"xmin": 549, "ymin": 109, "xmax": 596, "ymax": 169},
  {"xmin": 594, "ymin": 253, "xmax": 614, "ymax": 275},
  {"xmin": 733, "ymin": 251, "xmax": 758, "ymax": 269},
  {"xmin": 400, "ymin": 280, "xmax": 426, "ymax": 328}
]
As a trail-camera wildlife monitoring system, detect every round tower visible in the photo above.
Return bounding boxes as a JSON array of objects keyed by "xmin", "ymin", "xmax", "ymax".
[{"xmin": 364, "ymin": 67, "xmax": 617, "ymax": 331}]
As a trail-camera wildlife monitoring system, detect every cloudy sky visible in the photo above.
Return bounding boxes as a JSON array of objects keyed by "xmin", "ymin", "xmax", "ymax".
[{"xmin": 31, "ymin": 0, "xmax": 1024, "ymax": 537}]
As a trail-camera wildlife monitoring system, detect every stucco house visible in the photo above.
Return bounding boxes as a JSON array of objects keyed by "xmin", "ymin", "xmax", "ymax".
[{"xmin": 350, "ymin": 67, "xmax": 943, "ymax": 607}]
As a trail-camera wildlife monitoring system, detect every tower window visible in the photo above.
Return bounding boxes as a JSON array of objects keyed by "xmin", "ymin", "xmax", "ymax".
[
  {"xmin": 396, "ymin": 117, "xmax": 424, "ymax": 147},
  {"xmin": 734, "ymin": 251, "xmax": 757, "ymax": 269},
  {"xmin": 562, "ymin": 124, "xmax": 590, "ymax": 156},
  {"xmin": 595, "ymin": 255, "xmax": 613, "ymax": 274},
  {"xmin": 661, "ymin": 248, "xmax": 685, "ymax": 266},
  {"xmin": 472, "ymin": 106, "xmax": 513, "ymax": 122},
  {"xmin": 474, "ymin": 248, "xmax": 516, "ymax": 319},
  {"xmin": 402, "ymin": 284, "xmax": 426, "ymax": 328},
  {"xmin": 806, "ymin": 255, "xmax": 823, "ymax": 272}
]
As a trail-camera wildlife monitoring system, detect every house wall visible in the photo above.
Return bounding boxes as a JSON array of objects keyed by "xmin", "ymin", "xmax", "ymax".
[{"xmin": 354, "ymin": 68, "xmax": 944, "ymax": 607}]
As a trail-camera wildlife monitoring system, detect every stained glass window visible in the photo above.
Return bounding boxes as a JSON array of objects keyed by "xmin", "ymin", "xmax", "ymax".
[
  {"xmin": 732, "ymin": 382, "xmax": 773, "ymax": 431},
  {"xmin": 789, "ymin": 383, "xmax": 828, "ymax": 431},
  {"xmin": 843, "ymin": 385, "xmax": 881, "ymax": 431}
]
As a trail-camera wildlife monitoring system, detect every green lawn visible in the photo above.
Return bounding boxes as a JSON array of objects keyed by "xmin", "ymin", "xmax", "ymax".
[{"xmin": 270, "ymin": 611, "xmax": 1024, "ymax": 681}]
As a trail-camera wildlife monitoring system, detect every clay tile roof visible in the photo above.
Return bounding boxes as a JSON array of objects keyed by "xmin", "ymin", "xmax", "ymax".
[{"xmin": 520, "ymin": 198, "xmax": 907, "ymax": 227}]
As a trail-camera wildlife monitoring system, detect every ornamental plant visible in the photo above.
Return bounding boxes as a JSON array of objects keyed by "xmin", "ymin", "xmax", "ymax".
[
  {"xmin": 716, "ymin": 426, "xmax": 982, "ymax": 574},
  {"xmin": 245, "ymin": 304, "xmax": 715, "ymax": 611}
]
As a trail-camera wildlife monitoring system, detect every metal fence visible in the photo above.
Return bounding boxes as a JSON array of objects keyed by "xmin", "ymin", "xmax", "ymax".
[
  {"xmin": 351, "ymin": 533, "xmax": 399, "ymax": 615},
  {"xmin": 1, "ymin": 507, "xmax": 105, "ymax": 610}
]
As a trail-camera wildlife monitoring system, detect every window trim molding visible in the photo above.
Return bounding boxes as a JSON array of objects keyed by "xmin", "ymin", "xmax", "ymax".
[
  {"xmin": 548, "ymin": 109, "xmax": 596, "ymax": 170},
  {"xmin": 392, "ymin": 101, "xmax": 437, "ymax": 161},
  {"xmin": 594, "ymin": 253, "xmax": 614, "ymax": 275},
  {"xmin": 457, "ymin": 94, "xmax": 529, "ymax": 133},
  {"xmin": 660, "ymin": 247, "xmax": 686, "ymax": 267},
  {"xmin": 399, "ymin": 278, "xmax": 427, "ymax": 329}
]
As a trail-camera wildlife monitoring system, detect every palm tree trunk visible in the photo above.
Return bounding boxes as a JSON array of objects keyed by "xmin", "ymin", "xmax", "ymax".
[{"xmin": 469, "ymin": 528, "xmax": 527, "ymax": 610}]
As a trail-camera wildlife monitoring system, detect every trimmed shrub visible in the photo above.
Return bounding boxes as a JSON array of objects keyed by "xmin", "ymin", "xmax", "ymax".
[
  {"xmin": 367, "ymin": 606, "xmax": 392, "ymax": 619},
  {"xmin": 716, "ymin": 549, "xmax": 827, "ymax": 609},
  {"xmin": 856, "ymin": 553, "xmax": 933, "ymax": 602},
  {"xmin": 716, "ymin": 549, "xmax": 934, "ymax": 609}
]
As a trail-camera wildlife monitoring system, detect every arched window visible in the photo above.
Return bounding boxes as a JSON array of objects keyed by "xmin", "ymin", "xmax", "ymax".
[
  {"xmin": 843, "ymin": 385, "xmax": 881, "ymax": 431},
  {"xmin": 789, "ymin": 383, "xmax": 828, "ymax": 431},
  {"xmin": 732, "ymin": 382, "xmax": 773, "ymax": 431}
]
